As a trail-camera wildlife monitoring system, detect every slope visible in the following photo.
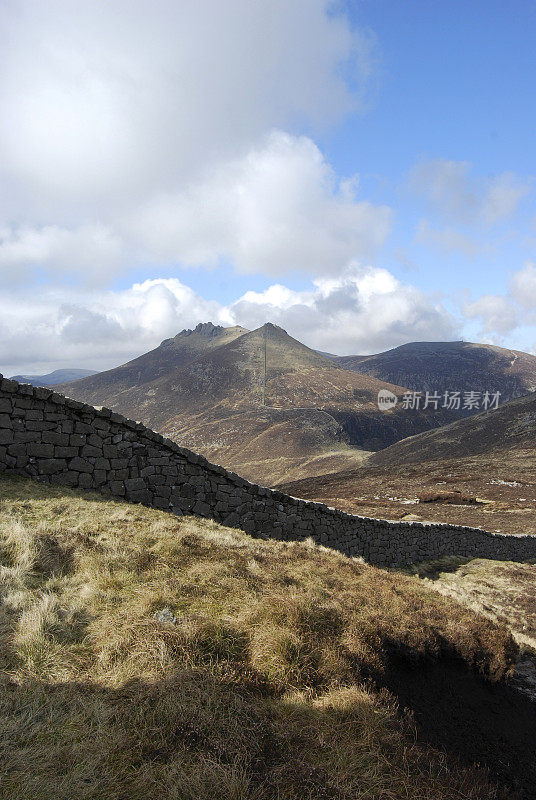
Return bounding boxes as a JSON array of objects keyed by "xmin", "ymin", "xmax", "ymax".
[
  {"xmin": 334, "ymin": 340, "xmax": 536, "ymax": 405},
  {"xmin": 1, "ymin": 474, "xmax": 534, "ymax": 799},
  {"xmin": 58, "ymin": 321, "xmax": 249, "ymax": 405},
  {"xmin": 279, "ymin": 392, "xmax": 536, "ymax": 534},
  {"xmin": 59, "ymin": 323, "xmax": 456, "ymax": 484}
]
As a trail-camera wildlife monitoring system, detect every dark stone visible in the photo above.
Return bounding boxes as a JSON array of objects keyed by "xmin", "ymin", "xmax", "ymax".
[{"xmin": 69, "ymin": 457, "xmax": 94, "ymax": 473}]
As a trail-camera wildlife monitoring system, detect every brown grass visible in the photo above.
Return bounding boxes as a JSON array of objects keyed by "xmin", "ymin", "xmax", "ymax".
[{"xmin": 0, "ymin": 474, "xmax": 518, "ymax": 799}]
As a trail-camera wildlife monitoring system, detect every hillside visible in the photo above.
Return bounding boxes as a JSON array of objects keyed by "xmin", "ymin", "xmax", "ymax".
[
  {"xmin": 10, "ymin": 368, "xmax": 97, "ymax": 386},
  {"xmin": 333, "ymin": 340, "xmax": 536, "ymax": 405},
  {"xmin": 369, "ymin": 390, "xmax": 536, "ymax": 466},
  {"xmin": 279, "ymin": 392, "xmax": 536, "ymax": 534},
  {"xmin": 59, "ymin": 323, "xmax": 455, "ymax": 484},
  {"xmin": 1, "ymin": 474, "xmax": 535, "ymax": 799},
  {"xmin": 57, "ymin": 322, "xmax": 250, "ymax": 400}
]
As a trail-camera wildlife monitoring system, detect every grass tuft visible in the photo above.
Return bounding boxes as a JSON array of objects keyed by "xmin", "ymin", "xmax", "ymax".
[{"xmin": 0, "ymin": 475, "xmax": 518, "ymax": 799}]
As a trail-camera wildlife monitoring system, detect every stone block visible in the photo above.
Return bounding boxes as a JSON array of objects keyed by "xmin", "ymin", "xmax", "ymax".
[
  {"xmin": 37, "ymin": 458, "xmax": 67, "ymax": 475},
  {"xmin": 192, "ymin": 500, "xmax": 211, "ymax": 516},
  {"xmin": 42, "ymin": 431, "xmax": 70, "ymax": 446},
  {"xmin": 152, "ymin": 496, "xmax": 169, "ymax": 509},
  {"xmin": 55, "ymin": 446, "xmax": 79, "ymax": 458},
  {"xmin": 125, "ymin": 477, "xmax": 146, "ymax": 492},
  {"xmin": 34, "ymin": 387, "xmax": 52, "ymax": 400},
  {"xmin": 27, "ymin": 441, "xmax": 53, "ymax": 457},
  {"xmin": 69, "ymin": 457, "xmax": 94, "ymax": 473},
  {"xmin": 81, "ymin": 445, "xmax": 102, "ymax": 458},
  {"xmin": 78, "ymin": 473, "xmax": 94, "ymax": 489},
  {"xmin": 75, "ymin": 422, "xmax": 94, "ymax": 434},
  {"xmin": 8, "ymin": 443, "xmax": 27, "ymax": 457},
  {"xmin": 93, "ymin": 470, "xmax": 107, "ymax": 486},
  {"xmin": 92, "ymin": 418, "xmax": 110, "ymax": 432},
  {"xmin": 51, "ymin": 471, "xmax": 79, "ymax": 487},
  {"xmin": 25, "ymin": 420, "xmax": 53, "ymax": 431},
  {"xmin": 14, "ymin": 397, "xmax": 34, "ymax": 410},
  {"xmin": 25, "ymin": 410, "xmax": 44, "ymax": 421}
]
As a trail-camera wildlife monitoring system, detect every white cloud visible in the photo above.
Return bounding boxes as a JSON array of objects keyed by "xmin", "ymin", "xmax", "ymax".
[
  {"xmin": 481, "ymin": 172, "xmax": 533, "ymax": 226},
  {"xmin": 229, "ymin": 265, "xmax": 456, "ymax": 354},
  {"xmin": 410, "ymin": 159, "xmax": 531, "ymax": 226},
  {"xmin": 0, "ymin": 279, "xmax": 229, "ymax": 375},
  {"xmin": 0, "ymin": 224, "xmax": 125, "ymax": 283},
  {"xmin": 0, "ymin": 133, "xmax": 392, "ymax": 283},
  {"xmin": 0, "ymin": 0, "xmax": 376, "ymax": 221},
  {"xmin": 0, "ymin": 269, "xmax": 458, "ymax": 375},
  {"xmin": 127, "ymin": 132, "xmax": 393, "ymax": 275},
  {"xmin": 463, "ymin": 294, "xmax": 519, "ymax": 335},
  {"xmin": 0, "ymin": 2, "xmax": 386, "ymax": 283},
  {"xmin": 415, "ymin": 219, "xmax": 482, "ymax": 258},
  {"xmin": 510, "ymin": 261, "xmax": 536, "ymax": 310}
]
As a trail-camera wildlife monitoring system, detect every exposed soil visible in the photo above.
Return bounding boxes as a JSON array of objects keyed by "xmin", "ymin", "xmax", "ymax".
[{"xmin": 383, "ymin": 657, "xmax": 536, "ymax": 799}]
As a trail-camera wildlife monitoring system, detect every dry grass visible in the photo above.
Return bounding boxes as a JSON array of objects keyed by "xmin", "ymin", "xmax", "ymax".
[
  {"xmin": 415, "ymin": 557, "xmax": 536, "ymax": 651},
  {"xmin": 0, "ymin": 474, "xmax": 518, "ymax": 799}
]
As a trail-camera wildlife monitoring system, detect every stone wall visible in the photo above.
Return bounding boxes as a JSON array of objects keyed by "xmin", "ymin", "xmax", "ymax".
[{"xmin": 0, "ymin": 374, "xmax": 535, "ymax": 568}]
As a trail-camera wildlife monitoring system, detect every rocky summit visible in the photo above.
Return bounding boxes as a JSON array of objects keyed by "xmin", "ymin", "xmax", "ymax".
[{"xmin": 58, "ymin": 323, "xmax": 457, "ymax": 484}]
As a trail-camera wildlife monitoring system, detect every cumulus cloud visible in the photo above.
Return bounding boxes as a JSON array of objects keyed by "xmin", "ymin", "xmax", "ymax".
[
  {"xmin": 510, "ymin": 261, "xmax": 536, "ymax": 310},
  {"xmin": 0, "ymin": 269, "xmax": 459, "ymax": 374},
  {"xmin": 230, "ymin": 265, "xmax": 456, "ymax": 354},
  {"xmin": 0, "ymin": 1, "xmax": 386, "ymax": 283},
  {"xmin": 0, "ymin": 279, "xmax": 230, "ymax": 375},
  {"xmin": 463, "ymin": 294, "xmax": 520, "ymax": 335},
  {"xmin": 410, "ymin": 159, "xmax": 531, "ymax": 227},
  {"xmin": 0, "ymin": 133, "xmax": 392, "ymax": 283},
  {"xmin": 127, "ymin": 132, "xmax": 392, "ymax": 275},
  {"xmin": 0, "ymin": 0, "xmax": 376, "ymax": 221},
  {"xmin": 0, "ymin": 224, "xmax": 125, "ymax": 283}
]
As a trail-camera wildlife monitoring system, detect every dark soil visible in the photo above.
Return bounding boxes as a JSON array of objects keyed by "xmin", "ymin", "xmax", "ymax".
[{"xmin": 383, "ymin": 657, "xmax": 536, "ymax": 799}]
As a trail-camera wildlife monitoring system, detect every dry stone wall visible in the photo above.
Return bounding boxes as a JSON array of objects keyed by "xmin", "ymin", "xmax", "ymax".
[{"xmin": 1, "ymin": 375, "xmax": 535, "ymax": 568}]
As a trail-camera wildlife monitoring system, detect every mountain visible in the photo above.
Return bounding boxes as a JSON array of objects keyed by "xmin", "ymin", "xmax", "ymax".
[
  {"xmin": 58, "ymin": 323, "xmax": 454, "ymax": 484},
  {"xmin": 59, "ymin": 321, "xmax": 249, "ymax": 402},
  {"xmin": 370, "ymin": 389, "xmax": 536, "ymax": 466},
  {"xmin": 10, "ymin": 368, "xmax": 98, "ymax": 386},
  {"xmin": 278, "ymin": 391, "xmax": 536, "ymax": 535},
  {"xmin": 333, "ymin": 341, "xmax": 536, "ymax": 405}
]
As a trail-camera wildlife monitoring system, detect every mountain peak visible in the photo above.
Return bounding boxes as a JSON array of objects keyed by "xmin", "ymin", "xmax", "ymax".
[{"xmin": 191, "ymin": 321, "xmax": 225, "ymax": 337}]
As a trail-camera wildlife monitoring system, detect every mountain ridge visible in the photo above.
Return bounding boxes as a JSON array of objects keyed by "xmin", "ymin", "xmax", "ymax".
[
  {"xmin": 58, "ymin": 322, "xmax": 456, "ymax": 483},
  {"xmin": 10, "ymin": 368, "xmax": 97, "ymax": 386}
]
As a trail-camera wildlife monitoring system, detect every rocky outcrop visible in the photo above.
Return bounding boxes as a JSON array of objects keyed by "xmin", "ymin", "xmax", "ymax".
[{"xmin": 1, "ymin": 374, "xmax": 536, "ymax": 568}]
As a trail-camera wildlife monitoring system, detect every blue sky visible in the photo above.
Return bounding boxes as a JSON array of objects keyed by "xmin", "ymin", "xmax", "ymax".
[
  {"xmin": 330, "ymin": 0, "xmax": 536, "ymax": 304},
  {"xmin": 0, "ymin": 0, "xmax": 535, "ymax": 374}
]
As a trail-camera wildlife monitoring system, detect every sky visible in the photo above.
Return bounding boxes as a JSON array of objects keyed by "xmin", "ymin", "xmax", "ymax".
[{"xmin": 1, "ymin": 0, "xmax": 535, "ymax": 375}]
